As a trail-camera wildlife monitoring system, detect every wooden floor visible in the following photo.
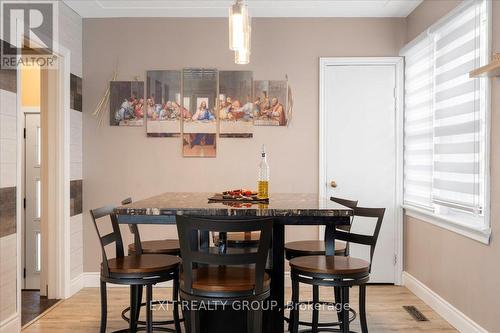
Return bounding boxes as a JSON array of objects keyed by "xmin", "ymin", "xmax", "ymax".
[
  {"xmin": 22, "ymin": 286, "xmax": 457, "ymax": 332},
  {"xmin": 21, "ymin": 290, "xmax": 60, "ymax": 326}
]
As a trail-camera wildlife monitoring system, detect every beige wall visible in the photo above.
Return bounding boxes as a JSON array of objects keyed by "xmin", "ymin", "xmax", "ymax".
[
  {"xmin": 82, "ymin": 17, "xmax": 406, "ymax": 271},
  {"xmin": 405, "ymin": 0, "xmax": 461, "ymax": 42},
  {"xmin": 404, "ymin": 1, "xmax": 500, "ymax": 332}
]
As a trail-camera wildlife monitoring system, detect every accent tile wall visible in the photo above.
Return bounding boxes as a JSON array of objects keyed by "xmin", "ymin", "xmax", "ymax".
[
  {"xmin": 60, "ymin": 0, "xmax": 84, "ymax": 285},
  {"xmin": 0, "ymin": 46, "xmax": 18, "ymax": 331}
]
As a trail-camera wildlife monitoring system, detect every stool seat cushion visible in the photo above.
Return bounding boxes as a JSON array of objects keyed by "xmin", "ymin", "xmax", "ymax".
[
  {"xmin": 285, "ymin": 240, "xmax": 346, "ymax": 256},
  {"xmin": 180, "ymin": 266, "xmax": 270, "ymax": 293},
  {"xmin": 106, "ymin": 254, "xmax": 181, "ymax": 274},
  {"xmin": 128, "ymin": 239, "xmax": 180, "ymax": 255},
  {"xmin": 289, "ymin": 255, "xmax": 369, "ymax": 275}
]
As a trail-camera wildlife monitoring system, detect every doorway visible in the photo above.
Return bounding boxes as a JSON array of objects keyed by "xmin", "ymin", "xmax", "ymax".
[
  {"xmin": 319, "ymin": 57, "xmax": 404, "ymax": 284},
  {"xmin": 24, "ymin": 113, "xmax": 40, "ymax": 290},
  {"xmin": 20, "ymin": 64, "xmax": 59, "ymax": 327}
]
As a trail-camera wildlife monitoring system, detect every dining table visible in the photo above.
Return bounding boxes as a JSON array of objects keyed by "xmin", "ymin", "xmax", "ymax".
[{"xmin": 114, "ymin": 192, "xmax": 353, "ymax": 333}]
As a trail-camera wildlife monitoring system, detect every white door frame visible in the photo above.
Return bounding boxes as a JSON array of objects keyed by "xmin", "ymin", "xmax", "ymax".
[
  {"xmin": 318, "ymin": 57, "xmax": 404, "ymax": 285},
  {"xmin": 16, "ymin": 42, "xmax": 72, "ymax": 312}
]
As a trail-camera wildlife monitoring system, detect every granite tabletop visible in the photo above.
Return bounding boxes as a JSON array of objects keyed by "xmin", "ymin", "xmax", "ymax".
[{"xmin": 114, "ymin": 192, "xmax": 353, "ymax": 217}]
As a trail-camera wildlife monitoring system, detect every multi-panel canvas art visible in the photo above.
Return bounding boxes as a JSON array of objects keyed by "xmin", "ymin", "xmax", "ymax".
[
  {"xmin": 182, "ymin": 68, "xmax": 218, "ymax": 157},
  {"xmin": 182, "ymin": 133, "xmax": 217, "ymax": 158},
  {"xmin": 253, "ymin": 80, "xmax": 288, "ymax": 126},
  {"xmin": 146, "ymin": 70, "xmax": 182, "ymax": 137},
  {"xmin": 107, "ymin": 68, "xmax": 291, "ymax": 157},
  {"xmin": 218, "ymin": 71, "xmax": 254, "ymax": 138},
  {"xmin": 110, "ymin": 81, "xmax": 145, "ymax": 126}
]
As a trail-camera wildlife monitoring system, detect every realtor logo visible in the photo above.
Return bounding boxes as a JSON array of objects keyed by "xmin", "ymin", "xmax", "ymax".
[{"xmin": 1, "ymin": 0, "xmax": 58, "ymax": 68}]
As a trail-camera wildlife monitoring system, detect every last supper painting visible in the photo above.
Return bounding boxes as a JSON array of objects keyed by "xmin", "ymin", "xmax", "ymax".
[
  {"xmin": 218, "ymin": 70, "xmax": 254, "ymax": 137},
  {"xmin": 146, "ymin": 70, "xmax": 182, "ymax": 137},
  {"xmin": 253, "ymin": 80, "xmax": 287, "ymax": 126},
  {"xmin": 110, "ymin": 81, "xmax": 145, "ymax": 126}
]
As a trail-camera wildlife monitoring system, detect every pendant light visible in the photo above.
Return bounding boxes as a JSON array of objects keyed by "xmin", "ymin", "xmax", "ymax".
[
  {"xmin": 229, "ymin": 0, "xmax": 251, "ymax": 64},
  {"xmin": 235, "ymin": 25, "xmax": 251, "ymax": 64}
]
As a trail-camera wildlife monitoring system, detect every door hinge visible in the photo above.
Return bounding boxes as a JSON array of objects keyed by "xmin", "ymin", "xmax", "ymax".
[
  {"xmin": 394, "ymin": 254, "xmax": 398, "ymax": 265},
  {"xmin": 23, "ymin": 198, "xmax": 26, "ymax": 209},
  {"xmin": 23, "ymin": 128, "xmax": 26, "ymax": 139},
  {"xmin": 23, "ymin": 268, "xmax": 26, "ymax": 279}
]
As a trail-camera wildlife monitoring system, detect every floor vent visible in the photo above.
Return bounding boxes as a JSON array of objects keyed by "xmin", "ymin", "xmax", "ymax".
[{"xmin": 403, "ymin": 305, "xmax": 429, "ymax": 322}]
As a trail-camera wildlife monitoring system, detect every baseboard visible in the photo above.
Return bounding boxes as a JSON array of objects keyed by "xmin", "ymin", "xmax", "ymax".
[
  {"xmin": 0, "ymin": 313, "xmax": 20, "ymax": 333},
  {"xmin": 402, "ymin": 272, "xmax": 488, "ymax": 333},
  {"xmin": 69, "ymin": 273, "xmax": 84, "ymax": 297},
  {"xmin": 81, "ymin": 272, "xmax": 173, "ymax": 288}
]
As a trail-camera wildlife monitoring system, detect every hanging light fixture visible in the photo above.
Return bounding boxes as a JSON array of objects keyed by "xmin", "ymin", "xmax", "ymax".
[
  {"xmin": 229, "ymin": 0, "xmax": 251, "ymax": 64},
  {"xmin": 235, "ymin": 26, "xmax": 251, "ymax": 64},
  {"xmin": 235, "ymin": 48, "xmax": 250, "ymax": 65}
]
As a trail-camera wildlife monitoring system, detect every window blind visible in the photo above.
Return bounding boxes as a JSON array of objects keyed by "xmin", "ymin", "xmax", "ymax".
[
  {"xmin": 432, "ymin": 0, "xmax": 487, "ymax": 214},
  {"xmin": 403, "ymin": 37, "xmax": 434, "ymax": 209},
  {"xmin": 402, "ymin": 0, "xmax": 488, "ymax": 217}
]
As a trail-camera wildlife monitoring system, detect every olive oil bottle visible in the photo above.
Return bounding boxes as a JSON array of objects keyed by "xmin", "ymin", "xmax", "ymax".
[{"xmin": 258, "ymin": 145, "xmax": 269, "ymax": 199}]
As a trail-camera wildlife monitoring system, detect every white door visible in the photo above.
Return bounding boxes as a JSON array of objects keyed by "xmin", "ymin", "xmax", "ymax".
[
  {"xmin": 25, "ymin": 113, "xmax": 41, "ymax": 289},
  {"xmin": 321, "ymin": 60, "xmax": 400, "ymax": 283}
]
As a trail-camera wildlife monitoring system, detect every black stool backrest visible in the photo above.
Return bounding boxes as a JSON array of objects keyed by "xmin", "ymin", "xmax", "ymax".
[
  {"xmin": 176, "ymin": 215, "xmax": 273, "ymax": 295},
  {"xmin": 89, "ymin": 204, "xmax": 125, "ymax": 278},
  {"xmin": 121, "ymin": 197, "xmax": 143, "ymax": 254},
  {"xmin": 328, "ymin": 196, "xmax": 358, "ymax": 233},
  {"xmin": 331, "ymin": 206, "xmax": 385, "ymax": 272}
]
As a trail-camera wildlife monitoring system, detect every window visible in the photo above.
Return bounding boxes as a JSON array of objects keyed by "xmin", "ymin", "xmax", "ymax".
[
  {"xmin": 401, "ymin": 0, "xmax": 490, "ymax": 242},
  {"xmin": 35, "ymin": 231, "xmax": 41, "ymax": 272}
]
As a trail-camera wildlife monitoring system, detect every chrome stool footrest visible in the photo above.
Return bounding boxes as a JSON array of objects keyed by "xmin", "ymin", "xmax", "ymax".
[
  {"xmin": 112, "ymin": 327, "xmax": 176, "ymax": 333},
  {"xmin": 121, "ymin": 300, "xmax": 184, "ymax": 327},
  {"xmin": 284, "ymin": 300, "xmax": 356, "ymax": 329}
]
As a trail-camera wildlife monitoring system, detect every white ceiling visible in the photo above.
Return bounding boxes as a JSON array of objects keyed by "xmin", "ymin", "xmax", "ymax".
[{"xmin": 63, "ymin": 0, "xmax": 423, "ymax": 18}]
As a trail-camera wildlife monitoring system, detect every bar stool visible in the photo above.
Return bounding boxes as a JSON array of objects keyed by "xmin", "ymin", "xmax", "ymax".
[
  {"xmin": 285, "ymin": 197, "xmax": 358, "ymax": 260},
  {"xmin": 176, "ymin": 215, "xmax": 273, "ymax": 333},
  {"xmin": 288, "ymin": 206, "xmax": 385, "ymax": 333},
  {"xmin": 120, "ymin": 197, "xmax": 183, "ymax": 331},
  {"xmin": 284, "ymin": 197, "xmax": 358, "ymax": 330},
  {"xmin": 90, "ymin": 204, "xmax": 182, "ymax": 333},
  {"xmin": 122, "ymin": 198, "xmax": 181, "ymax": 257},
  {"xmin": 213, "ymin": 231, "xmax": 260, "ymax": 248}
]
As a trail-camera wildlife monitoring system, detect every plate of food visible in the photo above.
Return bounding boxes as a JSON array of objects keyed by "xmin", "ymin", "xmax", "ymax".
[{"xmin": 208, "ymin": 189, "xmax": 269, "ymax": 203}]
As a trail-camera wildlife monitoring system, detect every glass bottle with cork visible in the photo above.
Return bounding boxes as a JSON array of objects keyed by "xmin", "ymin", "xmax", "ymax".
[{"xmin": 258, "ymin": 145, "xmax": 269, "ymax": 200}]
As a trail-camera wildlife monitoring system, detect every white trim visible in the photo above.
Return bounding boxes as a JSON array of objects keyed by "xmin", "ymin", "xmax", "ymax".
[
  {"xmin": 15, "ymin": 42, "xmax": 23, "ymax": 333},
  {"xmin": 0, "ymin": 313, "xmax": 20, "ymax": 333},
  {"xmin": 404, "ymin": 205, "xmax": 491, "ymax": 244},
  {"xmin": 402, "ymin": 272, "xmax": 489, "ymax": 333},
  {"xmin": 318, "ymin": 57, "xmax": 404, "ymax": 285},
  {"xmin": 63, "ymin": 0, "xmax": 423, "ymax": 18},
  {"xmin": 69, "ymin": 273, "xmax": 84, "ymax": 297}
]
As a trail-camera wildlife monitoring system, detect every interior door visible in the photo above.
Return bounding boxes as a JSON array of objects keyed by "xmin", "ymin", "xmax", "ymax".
[
  {"xmin": 25, "ymin": 113, "xmax": 41, "ymax": 289},
  {"xmin": 323, "ymin": 62, "xmax": 397, "ymax": 283}
]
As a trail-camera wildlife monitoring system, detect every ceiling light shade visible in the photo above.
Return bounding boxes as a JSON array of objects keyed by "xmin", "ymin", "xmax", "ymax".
[
  {"xmin": 234, "ymin": 25, "xmax": 251, "ymax": 64},
  {"xmin": 229, "ymin": 0, "xmax": 249, "ymax": 51},
  {"xmin": 235, "ymin": 48, "xmax": 250, "ymax": 65}
]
